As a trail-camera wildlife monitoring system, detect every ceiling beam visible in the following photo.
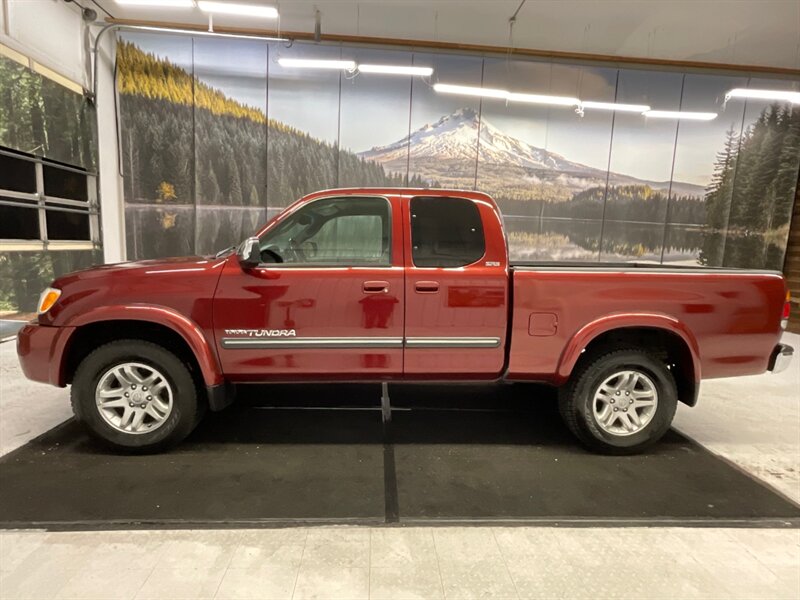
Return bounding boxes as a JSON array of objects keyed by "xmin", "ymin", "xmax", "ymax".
[{"xmin": 105, "ymin": 17, "xmax": 800, "ymax": 77}]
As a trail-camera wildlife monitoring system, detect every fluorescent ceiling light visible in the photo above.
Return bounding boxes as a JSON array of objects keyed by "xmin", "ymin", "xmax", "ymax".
[
  {"xmin": 725, "ymin": 88, "xmax": 800, "ymax": 104},
  {"xmin": 508, "ymin": 92, "xmax": 580, "ymax": 107},
  {"xmin": 358, "ymin": 64, "xmax": 433, "ymax": 76},
  {"xmin": 433, "ymin": 84, "xmax": 579, "ymax": 107},
  {"xmin": 433, "ymin": 83, "xmax": 509, "ymax": 99},
  {"xmin": 278, "ymin": 58, "xmax": 356, "ymax": 70},
  {"xmin": 581, "ymin": 101, "xmax": 651, "ymax": 113},
  {"xmin": 116, "ymin": 0, "xmax": 195, "ymax": 6},
  {"xmin": 644, "ymin": 110, "xmax": 717, "ymax": 121},
  {"xmin": 197, "ymin": 1, "xmax": 278, "ymax": 18}
]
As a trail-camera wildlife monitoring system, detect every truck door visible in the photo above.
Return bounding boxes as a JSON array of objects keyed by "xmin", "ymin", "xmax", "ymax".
[
  {"xmin": 213, "ymin": 194, "xmax": 404, "ymax": 379},
  {"xmin": 403, "ymin": 194, "xmax": 508, "ymax": 378}
]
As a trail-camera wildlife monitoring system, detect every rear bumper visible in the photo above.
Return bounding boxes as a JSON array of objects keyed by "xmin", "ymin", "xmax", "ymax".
[
  {"xmin": 16, "ymin": 322, "xmax": 75, "ymax": 386},
  {"xmin": 768, "ymin": 343, "xmax": 794, "ymax": 375}
]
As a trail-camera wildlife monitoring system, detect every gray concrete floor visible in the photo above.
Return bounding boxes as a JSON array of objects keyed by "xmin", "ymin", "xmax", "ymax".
[
  {"xmin": 673, "ymin": 331, "xmax": 800, "ymax": 504},
  {"xmin": 1, "ymin": 527, "xmax": 799, "ymax": 599},
  {"xmin": 0, "ymin": 333, "xmax": 798, "ymax": 599}
]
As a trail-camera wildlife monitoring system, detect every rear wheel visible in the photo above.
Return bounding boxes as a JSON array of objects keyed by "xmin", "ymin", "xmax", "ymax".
[
  {"xmin": 558, "ymin": 348, "xmax": 677, "ymax": 454},
  {"xmin": 71, "ymin": 340, "xmax": 201, "ymax": 453}
]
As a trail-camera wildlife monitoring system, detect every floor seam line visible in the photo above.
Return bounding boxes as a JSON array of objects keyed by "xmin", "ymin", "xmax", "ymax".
[
  {"xmin": 368, "ymin": 528, "xmax": 372, "ymax": 599},
  {"xmin": 210, "ymin": 530, "xmax": 240, "ymax": 599},
  {"xmin": 491, "ymin": 527, "xmax": 522, "ymax": 599},
  {"xmin": 431, "ymin": 529, "xmax": 446, "ymax": 599},
  {"xmin": 289, "ymin": 528, "xmax": 309, "ymax": 600},
  {"xmin": 131, "ymin": 554, "xmax": 159, "ymax": 600}
]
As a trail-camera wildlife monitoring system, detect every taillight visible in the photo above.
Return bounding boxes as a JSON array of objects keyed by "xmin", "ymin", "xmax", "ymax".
[{"xmin": 781, "ymin": 290, "xmax": 791, "ymax": 330}]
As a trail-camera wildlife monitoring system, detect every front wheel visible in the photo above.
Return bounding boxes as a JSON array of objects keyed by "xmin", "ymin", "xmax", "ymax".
[
  {"xmin": 558, "ymin": 349, "xmax": 678, "ymax": 455},
  {"xmin": 71, "ymin": 340, "xmax": 201, "ymax": 453}
]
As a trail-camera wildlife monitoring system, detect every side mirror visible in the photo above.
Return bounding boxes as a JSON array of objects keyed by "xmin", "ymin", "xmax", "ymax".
[{"xmin": 237, "ymin": 237, "xmax": 261, "ymax": 269}]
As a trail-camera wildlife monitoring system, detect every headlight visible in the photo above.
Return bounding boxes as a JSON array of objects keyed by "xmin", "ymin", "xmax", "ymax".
[{"xmin": 37, "ymin": 287, "xmax": 62, "ymax": 314}]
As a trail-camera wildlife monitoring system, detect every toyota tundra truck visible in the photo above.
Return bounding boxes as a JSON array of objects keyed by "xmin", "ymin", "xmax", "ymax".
[{"xmin": 17, "ymin": 188, "xmax": 794, "ymax": 454}]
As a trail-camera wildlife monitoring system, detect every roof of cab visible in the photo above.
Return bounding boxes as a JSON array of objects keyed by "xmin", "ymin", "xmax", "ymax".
[{"xmin": 300, "ymin": 187, "xmax": 497, "ymax": 204}]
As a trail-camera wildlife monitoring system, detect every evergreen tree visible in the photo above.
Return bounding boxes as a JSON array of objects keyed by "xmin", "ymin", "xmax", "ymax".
[{"xmin": 704, "ymin": 126, "xmax": 739, "ymax": 231}]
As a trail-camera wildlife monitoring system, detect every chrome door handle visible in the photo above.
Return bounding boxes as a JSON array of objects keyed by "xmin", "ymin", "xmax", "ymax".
[
  {"xmin": 363, "ymin": 280, "xmax": 389, "ymax": 294},
  {"xmin": 415, "ymin": 281, "xmax": 440, "ymax": 293}
]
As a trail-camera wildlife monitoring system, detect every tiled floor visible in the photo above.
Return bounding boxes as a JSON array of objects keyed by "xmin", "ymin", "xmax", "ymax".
[
  {"xmin": 1, "ymin": 527, "xmax": 798, "ymax": 599},
  {"xmin": 0, "ymin": 333, "xmax": 798, "ymax": 599}
]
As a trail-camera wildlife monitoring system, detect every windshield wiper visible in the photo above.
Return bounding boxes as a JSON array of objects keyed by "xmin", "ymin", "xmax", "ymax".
[{"xmin": 214, "ymin": 246, "xmax": 236, "ymax": 258}]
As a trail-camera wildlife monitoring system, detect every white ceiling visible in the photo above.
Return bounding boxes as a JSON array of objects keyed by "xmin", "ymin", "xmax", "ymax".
[{"xmin": 92, "ymin": 0, "xmax": 800, "ymax": 71}]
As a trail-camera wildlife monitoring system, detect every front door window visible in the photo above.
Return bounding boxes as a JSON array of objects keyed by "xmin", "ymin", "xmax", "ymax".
[{"xmin": 259, "ymin": 196, "xmax": 391, "ymax": 266}]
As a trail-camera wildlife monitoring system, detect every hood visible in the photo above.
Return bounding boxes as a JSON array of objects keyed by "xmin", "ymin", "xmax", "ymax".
[
  {"xmin": 54, "ymin": 255, "xmax": 225, "ymax": 286},
  {"xmin": 41, "ymin": 254, "xmax": 232, "ymax": 327}
]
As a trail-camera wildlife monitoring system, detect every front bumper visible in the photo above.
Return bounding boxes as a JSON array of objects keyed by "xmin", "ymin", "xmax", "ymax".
[
  {"xmin": 768, "ymin": 343, "xmax": 794, "ymax": 375},
  {"xmin": 16, "ymin": 322, "xmax": 75, "ymax": 386}
]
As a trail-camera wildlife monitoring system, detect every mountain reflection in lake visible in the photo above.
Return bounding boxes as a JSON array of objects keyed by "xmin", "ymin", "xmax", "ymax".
[{"xmin": 504, "ymin": 216, "xmax": 786, "ymax": 269}]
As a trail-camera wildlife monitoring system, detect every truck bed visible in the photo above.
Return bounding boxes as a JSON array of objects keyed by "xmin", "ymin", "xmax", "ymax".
[{"xmin": 506, "ymin": 263, "xmax": 786, "ymax": 382}]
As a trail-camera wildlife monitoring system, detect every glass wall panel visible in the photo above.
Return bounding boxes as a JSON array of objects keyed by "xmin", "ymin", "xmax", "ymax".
[
  {"xmin": 338, "ymin": 47, "xmax": 413, "ymax": 188},
  {"xmin": 40, "ymin": 77, "xmax": 97, "ymax": 170},
  {"xmin": 194, "ymin": 37, "xmax": 267, "ymax": 207},
  {"xmin": 125, "ymin": 204, "xmax": 194, "ymax": 260},
  {"xmin": 194, "ymin": 38, "xmax": 268, "ymax": 253},
  {"xmin": 118, "ymin": 33, "xmax": 194, "ymax": 206},
  {"xmin": 195, "ymin": 206, "xmax": 266, "ymax": 255},
  {"xmin": 46, "ymin": 209, "xmax": 91, "ymax": 241},
  {"xmin": 0, "ymin": 204, "xmax": 39, "ymax": 239},
  {"xmin": 407, "ymin": 53, "xmax": 483, "ymax": 190},
  {"xmin": 600, "ymin": 69, "xmax": 683, "ymax": 262},
  {"xmin": 536, "ymin": 64, "xmax": 616, "ymax": 261},
  {"xmin": 118, "ymin": 33, "xmax": 195, "ymax": 259},
  {"xmin": 267, "ymin": 42, "xmax": 342, "ymax": 213},
  {"xmin": 477, "ymin": 58, "xmax": 553, "ymax": 228},
  {"xmin": 0, "ymin": 153, "xmax": 36, "ymax": 192},
  {"xmin": 665, "ymin": 73, "xmax": 748, "ymax": 265},
  {"xmin": 722, "ymin": 76, "xmax": 800, "ymax": 269},
  {"xmin": 0, "ymin": 55, "xmax": 95, "ymax": 170},
  {"xmin": 44, "ymin": 164, "xmax": 88, "ymax": 201}
]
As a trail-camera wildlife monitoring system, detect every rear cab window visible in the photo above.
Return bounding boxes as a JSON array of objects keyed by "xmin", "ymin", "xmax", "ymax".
[{"xmin": 410, "ymin": 196, "xmax": 485, "ymax": 267}]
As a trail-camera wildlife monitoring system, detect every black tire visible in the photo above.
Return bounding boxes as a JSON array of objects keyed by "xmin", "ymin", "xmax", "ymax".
[
  {"xmin": 558, "ymin": 348, "xmax": 678, "ymax": 455},
  {"xmin": 71, "ymin": 339, "xmax": 200, "ymax": 453}
]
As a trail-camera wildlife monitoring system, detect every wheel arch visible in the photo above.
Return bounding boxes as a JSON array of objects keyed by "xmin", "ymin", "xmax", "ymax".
[
  {"xmin": 557, "ymin": 314, "xmax": 701, "ymax": 407},
  {"xmin": 60, "ymin": 305, "xmax": 223, "ymax": 389}
]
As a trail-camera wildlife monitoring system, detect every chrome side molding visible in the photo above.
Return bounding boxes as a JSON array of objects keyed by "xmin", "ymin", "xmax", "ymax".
[
  {"xmin": 404, "ymin": 337, "xmax": 501, "ymax": 349},
  {"xmin": 221, "ymin": 337, "xmax": 404, "ymax": 349},
  {"xmin": 220, "ymin": 336, "xmax": 502, "ymax": 350}
]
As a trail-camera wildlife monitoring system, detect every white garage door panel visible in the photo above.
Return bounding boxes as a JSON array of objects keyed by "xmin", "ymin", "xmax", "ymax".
[{"xmin": 7, "ymin": 0, "xmax": 85, "ymax": 85}]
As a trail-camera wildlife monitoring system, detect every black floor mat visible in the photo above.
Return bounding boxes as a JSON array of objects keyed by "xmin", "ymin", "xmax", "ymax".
[{"xmin": 0, "ymin": 383, "xmax": 798, "ymax": 528}]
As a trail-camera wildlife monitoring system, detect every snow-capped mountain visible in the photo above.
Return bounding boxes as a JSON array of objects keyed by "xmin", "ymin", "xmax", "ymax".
[
  {"xmin": 360, "ymin": 107, "xmax": 595, "ymax": 174},
  {"xmin": 358, "ymin": 107, "xmax": 704, "ymax": 197}
]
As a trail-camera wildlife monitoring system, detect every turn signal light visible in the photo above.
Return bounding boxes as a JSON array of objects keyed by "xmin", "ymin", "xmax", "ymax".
[
  {"xmin": 781, "ymin": 291, "xmax": 791, "ymax": 330},
  {"xmin": 37, "ymin": 287, "xmax": 61, "ymax": 315}
]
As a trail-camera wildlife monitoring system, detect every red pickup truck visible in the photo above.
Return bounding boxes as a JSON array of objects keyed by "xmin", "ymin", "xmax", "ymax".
[{"xmin": 17, "ymin": 188, "xmax": 793, "ymax": 454}]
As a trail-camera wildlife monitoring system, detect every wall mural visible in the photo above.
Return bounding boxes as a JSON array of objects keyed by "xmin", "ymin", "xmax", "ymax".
[{"xmin": 117, "ymin": 34, "xmax": 800, "ymax": 269}]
